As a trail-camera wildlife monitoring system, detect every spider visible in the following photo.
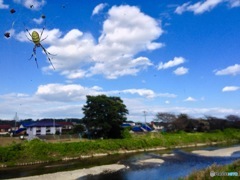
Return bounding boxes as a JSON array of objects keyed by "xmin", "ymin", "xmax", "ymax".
[{"xmin": 25, "ymin": 26, "xmax": 55, "ymax": 69}]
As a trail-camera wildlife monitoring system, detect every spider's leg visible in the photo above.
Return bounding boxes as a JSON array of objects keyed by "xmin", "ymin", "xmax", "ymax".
[
  {"xmin": 23, "ymin": 24, "xmax": 32, "ymax": 37},
  {"xmin": 25, "ymin": 34, "xmax": 33, "ymax": 42},
  {"xmin": 40, "ymin": 35, "xmax": 48, "ymax": 42},
  {"xmin": 40, "ymin": 44, "xmax": 55, "ymax": 70},
  {"xmin": 25, "ymin": 27, "xmax": 32, "ymax": 37},
  {"xmin": 39, "ymin": 21, "xmax": 48, "ymax": 42},
  {"xmin": 45, "ymin": 50, "xmax": 57, "ymax": 56},
  {"xmin": 29, "ymin": 45, "xmax": 39, "ymax": 68},
  {"xmin": 39, "ymin": 24, "xmax": 46, "ymax": 39},
  {"xmin": 23, "ymin": 23, "xmax": 33, "ymax": 42}
]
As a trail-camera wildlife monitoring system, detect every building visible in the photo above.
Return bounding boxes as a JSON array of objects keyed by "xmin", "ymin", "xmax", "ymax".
[
  {"xmin": 14, "ymin": 121, "xmax": 34, "ymax": 136},
  {"xmin": 151, "ymin": 121, "xmax": 173, "ymax": 132},
  {"xmin": 57, "ymin": 121, "xmax": 74, "ymax": 131},
  {"xmin": 131, "ymin": 123, "xmax": 153, "ymax": 133},
  {"xmin": 26, "ymin": 121, "xmax": 62, "ymax": 136},
  {"xmin": 122, "ymin": 121, "xmax": 135, "ymax": 128},
  {"xmin": 0, "ymin": 125, "xmax": 11, "ymax": 135}
]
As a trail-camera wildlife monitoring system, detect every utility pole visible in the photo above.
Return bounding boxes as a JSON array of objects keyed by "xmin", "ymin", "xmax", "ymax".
[
  {"xmin": 14, "ymin": 112, "xmax": 19, "ymax": 131},
  {"xmin": 53, "ymin": 118, "xmax": 55, "ymax": 134},
  {"xmin": 143, "ymin": 111, "xmax": 147, "ymax": 124}
]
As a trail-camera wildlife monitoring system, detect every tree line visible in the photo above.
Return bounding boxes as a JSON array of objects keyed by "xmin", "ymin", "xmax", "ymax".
[{"xmin": 154, "ymin": 112, "xmax": 240, "ymax": 132}]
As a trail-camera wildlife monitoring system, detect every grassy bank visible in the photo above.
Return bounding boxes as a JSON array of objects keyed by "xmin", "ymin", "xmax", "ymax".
[
  {"xmin": 185, "ymin": 159, "xmax": 240, "ymax": 180},
  {"xmin": 0, "ymin": 128, "xmax": 240, "ymax": 166}
]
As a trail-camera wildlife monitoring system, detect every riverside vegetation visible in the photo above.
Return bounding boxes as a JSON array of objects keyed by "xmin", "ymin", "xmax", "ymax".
[
  {"xmin": 184, "ymin": 159, "xmax": 240, "ymax": 180},
  {"xmin": 0, "ymin": 128, "xmax": 240, "ymax": 167}
]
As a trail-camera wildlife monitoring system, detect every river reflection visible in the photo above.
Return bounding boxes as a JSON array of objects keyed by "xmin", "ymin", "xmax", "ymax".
[
  {"xmin": 80, "ymin": 145, "xmax": 240, "ymax": 180},
  {"xmin": 0, "ymin": 153, "xmax": 133, "ymax": 179},
  {"xmin": 0, "ymin": 144, "xmax": 239, "ymax": 179}
]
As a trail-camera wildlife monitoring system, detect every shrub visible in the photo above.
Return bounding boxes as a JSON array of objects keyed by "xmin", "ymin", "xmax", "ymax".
[{"xmin": 121, "ymin": 127, "xmax": 132, "ymax": 139}]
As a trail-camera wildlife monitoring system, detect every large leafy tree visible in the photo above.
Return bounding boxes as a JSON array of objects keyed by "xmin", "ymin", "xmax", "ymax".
[{"xmin": 82, "ymin": 95, "xmax": 129, "ymax": 139}]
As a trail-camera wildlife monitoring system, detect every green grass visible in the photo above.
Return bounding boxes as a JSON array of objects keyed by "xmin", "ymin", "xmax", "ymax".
[
  {"xmin": 184, "ymin": 159, "xmax": 240, "ymax": 180},
  {"xmin": 0, "ymin": 128, "xmax": 239, "ymax": 166}
]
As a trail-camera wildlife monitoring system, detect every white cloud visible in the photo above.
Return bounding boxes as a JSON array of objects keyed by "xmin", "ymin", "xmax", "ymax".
[
  {"xmin": 184, "ymin": 96, "xmax": 197, "ymax": 102},
  {"xmin": 175, "ymin": 0, "xmax": 240, "ymax": 15},
  {"xmin": 121, "ymin": 89, "xmax": 156, "ymax": 98},
  {"xmin": 215, "ymin": 64, "xmax": 240, "ymax": 76},
  {"xmin": 0, "ymin": 93, "xmax": 46, "ymax": 119},
  {"xmin": 33, "ymin": 17, "xmax": 44, "ymax": 24},
  {"xmin": 88, "ymin": 56, "xmax": 153, "ymax": 79},
  {"xmin": 108, "ymin": 89, "xmax": 176, "ymax": 99},
  {"xmin": 173, "ymin": 66, "xmax": 189, "ymax": 75},
  {"xmin": 35, "ymin": 83, "xmax": 175, "ymax": 102},
  {"xmin": 46, "ymin": 30, "xmax": 95, "ymax": 71},
  {"xmin": 0, "ymin": 82, "xmax": 178, "ymax": 119},
  {"xmin": 229, "ymin": 0, "xmax": 240, "ymax": 7},
  {"xmin": 146, "ymin": 42, "xmax": 165, "ymax": 50},
  {"xmin": 15, "ymin": 5, "xmax": 163, "ymax": 79},
  {"xmin": 222, "ymin": 86, "xmax": 240, "ymax": 92},
  {"xmin": 92, "ymin": 3, "xmax": 108, "ymax": 16},
  {"xmin": 16, "ymin": 28, "xmax": 93, "ymax": 70},
  {"xmin": 158, "ymin": 57, "xmax": 185, "ymax": 70},
  {"xmin": 36, "ymin": 83, "xmax": 102, "ymax": 102},
  {"xmin": 87, "ymin": 5, "xmax": 163, "ymax": 79},
  {"xmin": 0, "ymin": 92, "xmax": 86, "ymax": 119},
  {"xmin": 0, "ymin": 0, "xmax": 9, "ymax": 9},
  {"xmin": 0, "ymin": 90, "xmax": 239, "ymax": 120},
  {"xmin": 175, "ymin": 2, "xmax": 191, "ymax": 14},
  {"xmin": 13, "ymin": 0, "xmax": 46, "ymax": 10},
  {"xmin": 189, "ymin": 0, "xmax": 223, "ymax": 14},
  {"xmin": 60, "ymin": 70, "xmax": 86, "ymax": 79},
  {"xmin": 124, "ymin": 98, "xmax": 240, "ymax": 121},
  {"xmin": 38, "ymin": 104, "xmax": 84, "ymax": 118}
]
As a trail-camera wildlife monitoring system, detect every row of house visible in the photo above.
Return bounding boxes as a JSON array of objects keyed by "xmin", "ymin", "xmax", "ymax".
[
  {"xmin": 122, "ymin": 121, "xmax": 175, "ymax": 132},
  {"xmin": 0, "ymin": 120, "xmax": 166, "ymax": 137},
  {"xmin": 0, "ymin": 121, "xmax": 74, "ymax": 137}
]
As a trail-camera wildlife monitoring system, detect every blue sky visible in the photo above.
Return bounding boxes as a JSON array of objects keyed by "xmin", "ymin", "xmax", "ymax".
[{"xmin": 0, "ymin": 0, "xmax": 240, "ymax": 121}]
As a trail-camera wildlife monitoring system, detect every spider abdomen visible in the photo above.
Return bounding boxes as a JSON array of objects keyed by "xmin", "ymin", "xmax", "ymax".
[{"xmin": 31, "ymin": 31, "xmax": 40, "ymax": 45}]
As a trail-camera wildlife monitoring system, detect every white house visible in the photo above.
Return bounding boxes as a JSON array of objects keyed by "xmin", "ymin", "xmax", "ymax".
[{"xmin": 26, "ymin": 121, "xmax": 62, "ymax": 137}]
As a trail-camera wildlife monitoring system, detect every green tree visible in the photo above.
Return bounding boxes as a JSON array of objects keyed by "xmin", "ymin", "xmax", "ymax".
[
  {"xmin": 172, "ymin": 113, "xmax": 190, "ymax": 131},
  {"xmin": 226, "ymin": 115, "xmax": 240, "ymax": 122},
  {"xmin": 72, "ymin": 124, "xmax": 85, "ymax": 134},
  {"xmin": 82, "ymin": 95, "xmax": 129, "ymax": 139}
]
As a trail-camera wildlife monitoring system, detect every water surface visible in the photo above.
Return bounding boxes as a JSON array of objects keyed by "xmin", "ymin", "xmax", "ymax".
[
  {"xmin": 0, "ymin": 144, "xmax": 239, "ymax": 179},
  {"xmin": 81, "ymin": 144, "xmax": 240, "ymax": 180}
]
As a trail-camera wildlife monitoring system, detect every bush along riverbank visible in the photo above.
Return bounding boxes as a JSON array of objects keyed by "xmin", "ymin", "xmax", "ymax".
[
  {"xmin": 184, "ymin": 159, "xmax": 240, "ymax": 180},
  {"xmin": 0, "ymin": 128, "xmax": 240, "ymax": 167}
]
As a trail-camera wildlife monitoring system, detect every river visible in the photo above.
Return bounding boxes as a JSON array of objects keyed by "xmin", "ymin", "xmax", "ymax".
[
  {"xmin": 1, "ymin": 144, "xmax": 240, "ymax": 179},
  {"xmin": 80, "ymin": 144, "xmax": 240, "ymax": 180}
]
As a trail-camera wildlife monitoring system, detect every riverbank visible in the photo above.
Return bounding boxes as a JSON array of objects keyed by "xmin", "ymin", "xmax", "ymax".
[
  {"xmin": 185, "ymin": 159, "xmax": 240, "ymax": 179},
  {"xmin": 10, "ymin": 164, "xmax": 126, "ymax": 180},
  {"xmin": 0, "ymin": 128, "xmax": 239, "ymax": 167},
  {"xmin": 9, "ymin": 145, "xmax": 240, "ymax": 180},
  {"xmin": 192, "ymin": 146, "xmax": 240, "ymax": 157},
  {"xmin": 185, "ymin": 146, "xmax": 240, "ymax": 179}
]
